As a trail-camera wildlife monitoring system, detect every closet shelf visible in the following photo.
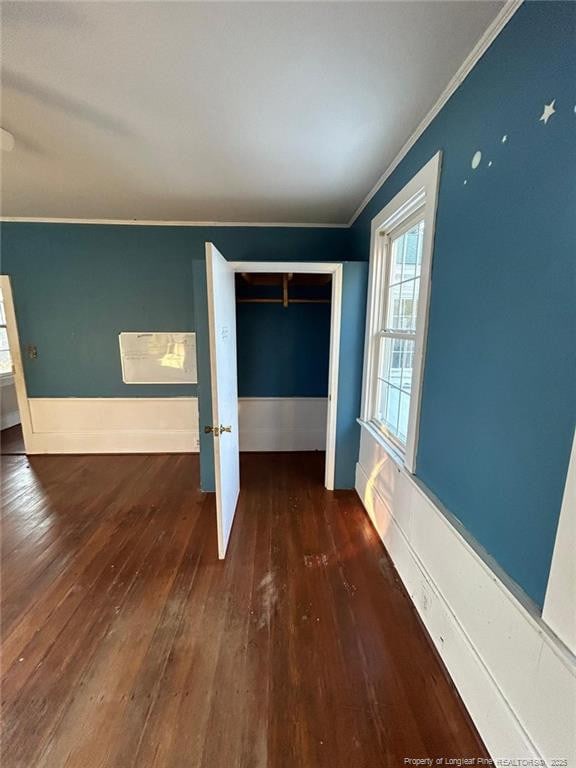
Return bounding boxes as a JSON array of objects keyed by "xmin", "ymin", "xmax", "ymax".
[{"xmin": 236, "ymin": 272, "xmax": 331, "ymax": 308}]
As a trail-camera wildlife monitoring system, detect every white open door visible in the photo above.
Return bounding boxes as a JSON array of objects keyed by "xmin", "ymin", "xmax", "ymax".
[{"xmin": 205, "ymin": 243, "xmax": 240, "ymax": 558}]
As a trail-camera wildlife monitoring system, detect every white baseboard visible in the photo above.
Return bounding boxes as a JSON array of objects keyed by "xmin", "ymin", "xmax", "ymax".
[
  {"xmin": 27, "ymin": 397, "xmax": 200, "ymax": 454},
  {"xmin": 23, "ymin": 396, "xmax": 327, "ymax": 454},
  {"xmin": 238, "ymin": 397, "xmax": 327, "ymax": 452},
  {"xmin": 355, "ymin": 427, "xmax": 576, "ymax": 765},
  {"xmin": 1, "ymin": 410, "xmax": 21, "ymax": 431}
]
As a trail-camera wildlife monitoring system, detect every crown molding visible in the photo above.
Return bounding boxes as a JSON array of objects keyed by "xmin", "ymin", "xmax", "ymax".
[
  {"xmin": 347, "ymin": 0, "xmax": 524, "ymax": 227},
  {"xmin": 0, "ymin": 216, "xmax": 348, "ymax": 229}
]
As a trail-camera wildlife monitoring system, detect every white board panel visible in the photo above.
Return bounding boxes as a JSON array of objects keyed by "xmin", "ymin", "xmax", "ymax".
[{"xmin": 119, "ymin": 332, "xmax": 197, "ymax": 384}]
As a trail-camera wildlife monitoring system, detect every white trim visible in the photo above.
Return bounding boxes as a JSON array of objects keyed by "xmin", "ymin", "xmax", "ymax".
[
  {"xmin": 238, "ymin": 397, "xmax": 327, "ymax": 452},
  {"xmin": 16, "ymin": 396, "xmax": 329, "ymax": 455},
  {"xmin": 355, "ymin": 425, "xmax": 576, "ymax": 765},
  {"xmin": 25, "ymin": 396, "xmax": 200, "ymax": 454},
  {"xmin": 543, "ymin": 428, "xmax": 576, "ymax": 654},
  {"xmin": 326, "ymin": 266, "xmax": 342, "ymax": 489},
  {"xmin": 0, "ymin": 276, "xmax": 32, "ymax": 452},
  {"xmin": 356, "ymin": 416, "xmax": 404, "ymax": 468},
  {"xmin": 228, "ymin": 261, "xmax": 343, "ymax": 274},
  {"xmin": 26, "ymin": 429, "xmax": 198, "ymax": 454},
  {"xmin": 238, "ymin": 396, "xmax": 326, "ymax": 402},
  {"xmin": 360, "ymin": 152, "xmax": 441, "ymax": 474},
  {"xmin": 347, "ymin": 0, "xmax": 522, "ymax": 226},
  {"xmin": 229, "ymin": 260, "xmax": 342, "ymax": 491},
  {"xmin": 0, "ymin": 217, "xmax": 347, "ymax": 229}
]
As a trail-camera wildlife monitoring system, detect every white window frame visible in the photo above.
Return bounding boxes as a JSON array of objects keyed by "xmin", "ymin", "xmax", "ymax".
[
  {"xmin": 0, "ymin": 288, "xmax": 14, "ymax": 386},
  {"xmin": 360, "ymin": 151, "xmax": 442, "ymax": 473}
]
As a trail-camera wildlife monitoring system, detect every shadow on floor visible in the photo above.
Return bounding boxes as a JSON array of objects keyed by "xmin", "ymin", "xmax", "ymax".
[{"xmin": 1, "ymin": 424, "xmax": 25, "ymax": 455}]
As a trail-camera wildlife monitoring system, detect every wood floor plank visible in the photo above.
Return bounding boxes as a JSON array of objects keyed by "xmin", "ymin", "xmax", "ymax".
[{"xmin": 1, "ymin": 451, "xmax": 487, "ymax": 767}]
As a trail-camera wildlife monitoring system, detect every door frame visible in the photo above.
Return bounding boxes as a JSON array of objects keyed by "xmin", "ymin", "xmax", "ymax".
[
  {"xmin": 229, "ymin": 261, "xmax": 343, "ymax": 491},
  {"xmin": 0, "ymin": 275, "xmax": 33, "ymax": 452}
]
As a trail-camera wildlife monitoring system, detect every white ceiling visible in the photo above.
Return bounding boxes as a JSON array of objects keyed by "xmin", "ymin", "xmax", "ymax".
[{"xmin": 1, "ymin": 1, "xmax": 503, "ymax": 224}]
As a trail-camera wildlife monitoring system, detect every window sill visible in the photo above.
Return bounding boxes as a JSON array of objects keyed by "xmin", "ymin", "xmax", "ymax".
[{"xmin": 357, "ymin": 418, "xmax": 406, "ymax": 470}]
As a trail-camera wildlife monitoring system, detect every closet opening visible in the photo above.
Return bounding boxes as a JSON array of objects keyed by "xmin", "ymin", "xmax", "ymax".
[{"xmin": 235, "ymin": 272, "xmax": 333, "ymax": 480}]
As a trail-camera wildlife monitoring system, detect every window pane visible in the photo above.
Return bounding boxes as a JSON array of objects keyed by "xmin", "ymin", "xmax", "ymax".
[
  {"xmin": 0, "ymin": 298, "xmax": 6, "ymax": 326},
  {"xmin": 377, "ymin": 335, "xmax": 390, "ymax": 382},
  {"xmin": 389, "ymin": 219, "xmax": 424, "ymax": 287},
  {"xmin": 0, "ymin": 327, "xmax": 9, "ymax": 352},
  {"xmin": 378, "ymin": 337, "xmax": 414, "ymax": 389},
  {"xmin": 376, "ymin": 379, "xmax": 400, "ymax": 436},
  {"xmin": 386, "ymin": 277, "xmax": 420, "ymax": 331},
  {"xmin": 0, "ymin": 349, "xmax": 12, "ymax": 374},
  {"xmin": 406, "ymin": 220, "xmax": 424, "ymax": 266},
  {"xmin": 390, "ymin": 238, "xmax": 404, "ymax": 285},
  {"xmin": 398, "ymin": 391, "xmax": 411, "ymax": 443},
  {"xmin": 375, "ymin": 336, "xmax": 414, "ymax": 446},
  {"xmin": 399, "ymin": 339, "xmax": 415, "ymax": 393}
]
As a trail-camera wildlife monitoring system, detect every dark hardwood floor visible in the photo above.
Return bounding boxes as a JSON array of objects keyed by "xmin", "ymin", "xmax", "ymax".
[
  {"xmin": 1, "ymin": 424, "xmax": 25, "ymax": 455},
  {"xmin": 1, "ymin": 451, "xmax": 487, "ymax": 767}
]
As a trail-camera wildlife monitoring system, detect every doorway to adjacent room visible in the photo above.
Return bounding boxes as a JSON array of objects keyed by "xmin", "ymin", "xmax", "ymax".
[{"xmin": 0, "ymin": 276, "xmax": 30, "ymax": 455}]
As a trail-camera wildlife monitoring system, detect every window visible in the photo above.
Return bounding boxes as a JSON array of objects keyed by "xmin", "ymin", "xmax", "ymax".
[
  {"xmin": 361, "ymin": 152, "xmax": 441, "ymax": 472},
  {"xmin": 0, "ymin": 289, "xmax": 13, "ymax": 379},
  {"xmin": 374, "ymin": 215, "xmax": 424, "ymax": 448}
]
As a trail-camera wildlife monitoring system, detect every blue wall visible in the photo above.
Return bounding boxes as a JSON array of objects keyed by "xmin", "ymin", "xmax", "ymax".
[
  {"xmin": 351, "ymin": 1, "xmax": 576, "ymax": 607},
  {"xmin": 1, "ymin": 224, "xmax": 197, "ymax": 397},
  {"xmin": 235, "ymin": 275, "xmax": 332, "ymax": 397},
  {"xmin": 0, "ymin": 222, "xmax": 365, "ymax": 489},
  {"xmin": 237, "ymin": 302, "xmax": 330, "ymax": 397},
  {"xmin": 0, "ymin": 223, "xmax": 349, "ymax": 397},
  {"xmin": 335, "ymin": 263, "xmax": 368, "ymax": 488}
]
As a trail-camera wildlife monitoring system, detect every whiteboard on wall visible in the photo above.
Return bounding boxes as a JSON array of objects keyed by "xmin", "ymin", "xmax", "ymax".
[{"xmin": 119, "ymin": 332, "xmax": 197, "ymax": 384}]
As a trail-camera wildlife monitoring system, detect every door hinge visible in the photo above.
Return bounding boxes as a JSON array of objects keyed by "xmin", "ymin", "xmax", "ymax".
[{"xmin": 204, "ymin": 425, "xmax": 232, "ymax": 436}]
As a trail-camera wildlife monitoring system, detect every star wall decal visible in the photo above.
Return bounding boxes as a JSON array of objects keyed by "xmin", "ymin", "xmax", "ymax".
[
  {"xmin": 540, "ymin": 100, "xmax": 556, "ymax": 124},
  {"xmin": 462, "ymin": 95, "xmax": 560, "ymax": 186}
]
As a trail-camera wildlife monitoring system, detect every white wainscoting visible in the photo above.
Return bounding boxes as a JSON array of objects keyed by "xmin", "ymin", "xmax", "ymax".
[
  {"xmin": 27, "ymin": 397, "xmax": 200, "ymax": 453},
  {"xmin": 543, "ymin": 430, "xmax": 576, "ymax": 654},
  {"xmin": 1, "ymin": 379, "xmax": 21, "ymax": 430},
  {"xmin": 24, "ymin": 396, "xmax": 327, "ymax": 454},
  {"xmin": 355, "ymin": 425, "xmax": 576, "ymax": 765},
  {"xmin": 238, "ymin": 397, "xmax": 327, "ymax": 452}
]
